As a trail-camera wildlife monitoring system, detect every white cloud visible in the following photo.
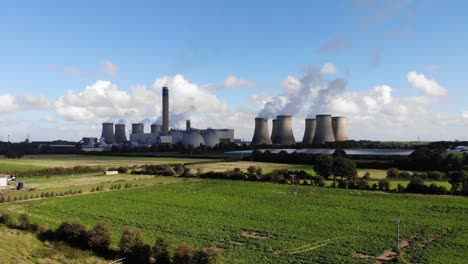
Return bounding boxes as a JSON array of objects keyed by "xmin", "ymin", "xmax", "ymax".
[
  {"xmin": 222, "ymin": 75, "xmax": 258, "ymax": 89},
  {"xmin": 102, "ymin": 60, "xmax": 119, "ymax": 77},
  {"xmin": 407, "ymin": 71, "xmax": 447, "ymax": 96},
  {"xmin": 463, "ymin": 111, "xmax": 468, "ymax": 119},
  {"xmin": 280, "ymin": 75, "xmax": 301, "ymax": 94},
  {"xmin": 0, "ymin": 94, "xmax": 51, "ymax": 115},
  {"xmin": 320, "ymin": 63, "xmax": 338, "ymax": 74},
  {"xmin": 55, "ymin": 74, "xmax": 230, "ymax": 129}
]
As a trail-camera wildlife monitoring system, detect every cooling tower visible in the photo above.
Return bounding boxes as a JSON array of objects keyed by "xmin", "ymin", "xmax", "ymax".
[
  {"xmin": 162, "ymin": 87, "xmax": 169, "ymax": 133},
  {"xmin": 312, "ymin": 114, "xmax": 335, "ymax": 144},
  {"xmin": 101, "ymin": 123, "xmax": 115, "ymax": 144},
  {"xmin": 302, "ymin": 118, "xmax": 316, "ymax": 144},
  {"xmin": 186, "ymin": 120, "xmax": 191, "ymax": 131},
  {"xmin": 274, "ymin": 115, "xmax": 296, "ymax": 145},
  {"xmin": 114, "ymin": 124, "xmax": 127, "ymax": 143},
  {"xmin": 250, "ymin": 118, "xmax": 272, "ymax": 146},
  {"xmin": 332, "ymin": 116, "xmax": 349, "ymax": 141},
  {"xmin": 151, "ymin": 124, "xmax": 161, "ymax": 134},
  {"xmin": 271, "ymin": 119, "xmax": 277, "ymax": 144},
  {"xmin": 132, "ymin": 123, "xmax": 144, "ymax": 134}
]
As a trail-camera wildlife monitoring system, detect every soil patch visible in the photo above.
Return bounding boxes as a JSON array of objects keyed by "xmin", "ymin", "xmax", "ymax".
[{"xmin": 242, "ymin": 231, "xmax": 270, "ymax": 239}]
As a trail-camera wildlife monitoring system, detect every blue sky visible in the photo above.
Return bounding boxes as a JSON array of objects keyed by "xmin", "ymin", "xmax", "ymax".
[{"xmin": 0, "ymin": 0, "xmax": 467, "ymax": 142}]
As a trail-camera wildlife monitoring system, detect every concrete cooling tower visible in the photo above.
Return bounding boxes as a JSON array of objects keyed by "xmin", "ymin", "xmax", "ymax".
[
  {"xmin": 151, "ymin": 124, "xmax": 162, "ymax": 134},
  {"xmin": 132, "ymin": 123, "xmax": 144, "ymax": 134},
  {"xmin": 302, "ymin": 118, "xmax": 316, "ymax": 144},
  {"xmin": 250, "ymin": 118, "xmax": 272, "ymax": 146},
  {"xmin": 332, "ymin": 116, "xmax": 349, "ymax": 141},
  {"xmin": 312, "ymin": 114, "xmax": 335, "ymax": 144},
  {"xmin": 162, "ymin": 87, "xmax": 169, "ymax": 133},
  {"xmin": 114, "ymin": 124, "xmax": 127, "ymax": 143},
  {"xmin": 270, "ymin": 119, "xmax": 277, "ymax": 144},
  {"xmin": 202, "ymin": 132, "xmax": 219, "ymax": 147},
  {"xmin": 101, "ymin": 123, "xmax": 115, "ymax": 144},
  {"xmin": 183, "ymin": 132, "xmax": 205, "ymax": 148},
  {"xmin": 274, "ymin": 115, "xmax": 296, "ymax": 145}
]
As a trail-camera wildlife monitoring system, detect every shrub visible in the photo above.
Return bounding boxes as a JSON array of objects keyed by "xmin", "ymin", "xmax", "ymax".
[
  {"xmin": 117, "ymin": 167, "xmax": 128, "ymax": 174},
  {"xmin": 119, "ymin": 227, "xmax": 151, "ymax": 263},
  {"xmin": 378, "ymin": 179, "xmax": 390, "ymax": 191},
  {"xmin": 18, "ymin": 213, "xmax": 39, "ymax": 232},
  {"xmin": 0, "ymin": 211, "xmax": 16, "ymax": 227},
  {"xmin": 88, "ymin": 221, "xmax": 112, "ymax": 251},
  {"xmin": 55, "ymin": 220, "xmax": 88, "ymax": 247},
  {"xmin": 193, "ymin": 246, "xmax": 223, "ymax": 264},
  {"xmin": 386, "ymin": 168, "xmax": 400, "ymax": 179},
  {"xmin": 153, "ymin": 236, "xmax": 171, "ymax": 264},
  {"xmin": 173, "ymin": 243, "xmax": 194, "ymax": 264},
  {"xmin": 0, "ymin": 196, "xmax": 5, "ymax": 203}
]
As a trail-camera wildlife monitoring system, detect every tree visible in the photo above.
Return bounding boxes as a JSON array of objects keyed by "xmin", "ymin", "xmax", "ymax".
[
  {"xmin": 378, "ymin": 179, "xmax": 390, "ymax": 191},
  {"xmin": 447, "ymin": 170, "xmax": 468, "ymax": 194},
  {"xmin": 119, "ymin": 227, "xmax": 151, "ymax": 263},
  {"xmin": 88, "ymin": 221, "xmax": 112, "ymax": 251},
  {"xmin": 386, "ymin": 168, "xmax": 400, "ymax": 179},
  {"xmin": 314, "ymin": 155, "xmax": 334, "ymax": 179},
  {"xmin": 332, "ymin": 157, "xmax": 357, "ymax": 179},
  {"xmin": 406, "ymin": 176, "xmax": 428, "ymax": 194},
  {"xmin": 153, "ymin": 236, "xmax": 171, "ymax": 264},
  {"xmin": 193, "ymin": 246, "xmax": 224, "ymax": 264},
  {"xmin": 173, "ymin": 243, "xmax": 194, "ymax": 264},
  {"xmin": 55, "ymin": 220, "xmax": 88, "ymax": 247}
]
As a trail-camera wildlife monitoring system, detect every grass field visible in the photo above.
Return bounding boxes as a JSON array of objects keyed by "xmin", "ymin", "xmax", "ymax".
[
  {"xmin": 2, "ymin": 180, "xmax": 467, "ymax": 263},
  {"xmin": 187, "ymin": 161, "xmax": 316, "ymax": 175},
  {"xmin": 0, "ymin": 155, "xmax": 216, "ymax": 173}
]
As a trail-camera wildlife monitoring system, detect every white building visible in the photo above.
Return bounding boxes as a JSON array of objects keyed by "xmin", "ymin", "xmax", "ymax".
[{"xmin": 0, "ymin": 175, "xmax": 8, "ymax": 188}]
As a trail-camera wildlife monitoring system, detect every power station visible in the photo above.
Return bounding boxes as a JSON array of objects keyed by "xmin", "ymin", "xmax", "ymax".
[
  {"xmin": 250, "ymin": 114, "xmax": 350, "ymax": 146},
  {"xmin": 97, "ymin": 87, "xmax": 234, "ymax": 149}
]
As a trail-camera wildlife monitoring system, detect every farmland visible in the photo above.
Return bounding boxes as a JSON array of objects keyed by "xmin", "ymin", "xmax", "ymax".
[{"xmin": 2, "ymin": 180, "xmax": 467, "ymax": 263}]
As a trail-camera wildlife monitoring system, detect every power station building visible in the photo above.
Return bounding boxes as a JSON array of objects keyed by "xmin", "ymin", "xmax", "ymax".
[{"xmin": 98, "ymin": 86, "xmax": 234, "ymax": 149}]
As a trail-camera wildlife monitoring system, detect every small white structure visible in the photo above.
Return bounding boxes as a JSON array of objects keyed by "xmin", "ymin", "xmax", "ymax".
[
  {"xmin": 0, "ymin": 175, "xmax": 8, "ymax": 188},
  {"xmin": 103, "ymin": 171, "xmax": 119, "ymax": 175}
]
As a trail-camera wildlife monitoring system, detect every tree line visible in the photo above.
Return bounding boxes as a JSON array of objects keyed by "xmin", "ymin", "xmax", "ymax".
[{"xmin": 0, "ymin": 211, "xmax": 223, "ymax": 264}]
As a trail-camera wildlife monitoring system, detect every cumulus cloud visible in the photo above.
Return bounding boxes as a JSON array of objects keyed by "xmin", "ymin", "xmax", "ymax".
[
  {"xmin": 102, "ymin": 60, "xmax": 119, "ymax": 77},
  {"xmin": 407, "ymin": 71, "xmax": 447, "ymax": 96},
  {"xmin": 55, "ymin": 74, "xmax": 230, "ymax": 129},
  {"xmin": 0, "ymin": 94, "xmax": 51, "ymax": 115},
  {"xmin": 320, "ymin": 63, "xmax": 338, "ymax": 74},
  {"xmin": 222, "ymin": 75, "xmax": 258, "ymax": 89}
]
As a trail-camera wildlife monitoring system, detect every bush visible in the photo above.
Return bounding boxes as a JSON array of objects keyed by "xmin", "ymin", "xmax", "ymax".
[
  {"xmin": 173, "ymin": 243, "xmax": 195, "ymax": 264},
  {"xmin": 119, "ymin": 227, "xmax": 151, "ymax": 263},
  {"xmin": 153, "ymin": 236, "xmax": 171, "ymax": 264},
  {"xmin": 0, "ymin": 210, "xmax": 15, "ymax": 227},
  {"xmin": 18, "ymin": 213, "xmax": 40, "ymax": 232},
  {"xmin": 193, "ymin": 246, "xmax": 224, "ymax": 264},
  {"xmin": 55, "ymin": 220, "xmax": 88, "ymax": 247},
  {"xmin": 88, "ymin": 221, "xmax": 112, "ymax": 251},
  {"xmin": 378, "ymin": 179, "xmax": 390, "ymax": 191},
  {"xmin": 386, "ymin": 168, "xmax": 400, "ymax": 179},
  {"xmin": 0, "ymin": 196, "xmax": 5, "ymax": 203},
  {"xmin": 117, "ymin": 167, "xmax": 128, "ymax": 174}
]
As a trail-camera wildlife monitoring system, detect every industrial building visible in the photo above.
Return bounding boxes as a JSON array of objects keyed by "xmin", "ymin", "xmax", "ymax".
[
  {"xmin": 251, "ymin": 114, "xmax": 350, "ymax": 146},
  {"xmin": 94, "ymin": 86, "xmax": 234, "ymax": 150}
]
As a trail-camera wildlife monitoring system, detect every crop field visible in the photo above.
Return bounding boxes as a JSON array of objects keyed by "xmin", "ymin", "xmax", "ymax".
[
  {"xmin": 2, "ymin": 180, "xmax": 467, "ymax": 263},
  {"xmin": 0, "ymin": 155, "xmax": 215, "ymax": 172}
]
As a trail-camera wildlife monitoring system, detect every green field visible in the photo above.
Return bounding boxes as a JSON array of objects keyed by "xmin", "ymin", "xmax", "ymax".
[
  {"xmin": 2, "ymin": 180, "xmax": 467, "ymax": 263},
  {"xmin": 187, "ymin": 161, "xmax": 316, "ymax": 175},
  {"xmin": 0, "ymin": 155, "xmax": 215, "ymax": 173}
]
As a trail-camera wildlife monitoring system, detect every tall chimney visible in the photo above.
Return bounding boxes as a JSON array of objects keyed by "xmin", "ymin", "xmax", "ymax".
[
  {"xmin": 132, "ymin": 123, "xmax": 144, "ymax": 134},
  {"xmin": 332, "ymin": 116, "xmax": 349, "ymax": 141},
  {"xmin": 302, "ymin": 118, "xmax": 316, "ymax": 144},
  {"xmin": 271, "ymin": 119, "xmax": 277, "ymax": 144},
  {"xmin": 151, "ymin": 124, "xmax": 161, "ymax": 134},
  {"xmin": 186, "ymin": 120, "xmax": 191, "ymax": 131},
  {"xmin": 101, "ymin": 123, "xmax": 115, "ymax": 144},
  {"xmin": 274, "ymin": 115, "xmax": 296, "ymax": 145},
  {"xmin": 114, "ymin": 124, "xmax": 127, "ymax": 143},
  {"xmin": 162, "ymin": 87, "xmax": 169, "ymax": 133},
  {"xmin": 250, "ymin": 118, "xmax": 272, "ymax": 146},
  {"xmin": 312, "ymin": 114, "xmax": 335, "ymax": 144}
]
